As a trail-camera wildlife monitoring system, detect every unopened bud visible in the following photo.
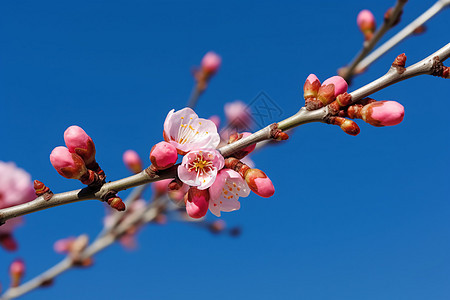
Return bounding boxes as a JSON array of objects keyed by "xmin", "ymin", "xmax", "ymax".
[
  {"xmin": 152, "ymin": 178, "xmax": 172, "ymax": 196},
  {"xmin": 357, "ymin": 9, "xmax": 376, "ymax": 40},
  {"xmin": 64, "ymin": 126, "xmax": 96, "ymax": 166},
  {"xmin": 360, "ymin": 101, "xmax": 404, "ymax": 127},
  {"xmin": 244, "ymin": 168, "xmax": 275, "ymax": 198},
  {"xmin": 201, "ymin": 51, "xmax": 221, "ymax": 74},
  {"xmin": 107, "ymin": 197, "xmax": 126, "ymax": 211},
  {"xmin": 150, "ymin": 141, "xmax": 178, "ymax": 170},
  {"xmin": 54, "ymin": 237, "xmax": 75, "ymax": 254},
  {"xmin": 123, "ymin": 150, "xmax": 142, "ymax": 174},
  {"xmin": 317, "ymin": 76, "xmax": 348, "ymax": 105},
  {"xmin": 209, "ymin": 220, "xmax": 226, "ymax": 234},
  {"xmin": 0, "ymin": 234, "xmax": 17, "ymax": 251},
  {"xmin": 185, "ymin": 187, "xmax": 210, "ymax": 219},
  {"xmin": 50, "ymin": 146, "xmax": 90, "ymax": 181},
  {"xmin": 9, "ymin": 259, "xmax": 25, "ymax": 287},
  {"xmin": 303, "ymin": 74, "xmax": 321, "ymax": 100},
  {"xmin": 224, "ymin": 101, "xmax": 253, "ymax": 130},
  {"xmin": 326, "ymin": 116, "xmax": 360, "ymax": 136}
]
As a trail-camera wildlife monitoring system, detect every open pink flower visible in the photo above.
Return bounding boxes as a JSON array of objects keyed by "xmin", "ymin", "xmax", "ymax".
[
  {"xmin": 0, "ymin": 161, "xmax": 35, "ymax": 209},
  {"xmin": 209, "ymin": 169, "xmax": 250, "ymax": 217},
  {"xmin": 163, "ymin": 108, "xmax": 220, "ymax": 155},
  {"xmin": 178, "ymin": 149, "xmax": 224, "ymax": 190}
]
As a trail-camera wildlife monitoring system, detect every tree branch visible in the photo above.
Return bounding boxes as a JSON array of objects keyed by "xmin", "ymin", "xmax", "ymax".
[
  {"xmin": 340, "ymin": 0, "xmax": 408, "ymax": 82},
  {"xmin": 0, "ymin": 43, "xmax": 448, "ymax": 226},
  {"xmin": 354, "ymin": 0, "xmax": 450, "ymax": 74}
]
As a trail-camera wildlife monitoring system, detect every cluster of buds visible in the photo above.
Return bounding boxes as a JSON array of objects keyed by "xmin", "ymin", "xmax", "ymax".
[
  {"xmin": 50, "ymin": 126, "xmax": 125, "ymax": 211},
  {"xmin": 304, "ymin": 75, "xmax": 348, "ymax": 111},
  {"xmin": 303, "ymin": 74, "xmax": 404, "ymax": 135},
  {"xmin": 357, "ymin": 9, "xmax": 376, "ymax": 41},
  {"xmin": 193, "ymin": 51, "xmax": 221, "ymax": 95}
]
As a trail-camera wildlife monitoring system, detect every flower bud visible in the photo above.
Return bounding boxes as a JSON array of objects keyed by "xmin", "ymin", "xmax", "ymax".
[
  {"xmin": 360, "ymin": 101, "xmax": 404, "ymax": 127},
  {"xmin": 201, "ymin": 51, "xmax": 221, "ymax": 74},
  {"xmin": 9, "ymin": 259, "xmax": 25, "ymax": 287},
  {"xmin": 185, "ymin": 187, "xmax": 210, "ymax": 219},
  {"xmin": 50, "ymin": 146, "xmax": 89, "ymax": 180},
  {"xmin": 209, "ymin": 220, "xmax": 226, "ymax": 234},
  {"xmin": 54, "ymin": 237, "xmax": 75, "ymax": 254},
  {"xmin": 357, "ymin": 9, "xmax": 376, "ymax": 40},
  {"xmin": 224, "ymin": 101, "xmax": 253, "ymax": 130},
  {"xmin": 107, "ymin": 197, "xmax": 126, "ymax": 211},
  {"xmin": 64, "ymin": 126, "xmax": 96, "ymax": 165},
  {"xmin": 0, "ymin": 234, "xmax": 17, "ymax": 251},
  {"xmin": 152, "ymin": 178, "xmax": 172, "ymax": 196},
  {"xmin": 317, "ymin": 76, "xmax": 348, "ymax": 105},
  {"xmin": 149, "ymin": 142, "xmax": 178, "ymax": 170},
  {"xmin": 123, "ymin": 150, "xmax": 142, "ymax": 174},
  {"xmin": 303, "ymin": 74, "xmax": 321, "ymax": 100},
  {"xmin": 244, "ymin": 168, "xmax": 275, "ymax": 198}
]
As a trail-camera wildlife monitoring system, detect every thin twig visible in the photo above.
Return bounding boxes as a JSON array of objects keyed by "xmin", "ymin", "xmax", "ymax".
[
  {"xmin": 340, "ymin": 0, "xmax": 408, "ymax": 82},
  {"xmin": 355, "ymin": 0, "xmax": 450, "ymax": 74}
]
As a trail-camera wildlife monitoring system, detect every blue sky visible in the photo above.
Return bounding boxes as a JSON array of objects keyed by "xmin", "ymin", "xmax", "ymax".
[{"xmin": 1, "ymin": 1, "xmax": 449, "ymax": 299}]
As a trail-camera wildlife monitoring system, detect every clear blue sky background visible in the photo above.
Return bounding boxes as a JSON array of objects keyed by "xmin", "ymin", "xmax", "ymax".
[{"xmin": 1, "ymin": 1, "xmax": 449, "ymax": 299}]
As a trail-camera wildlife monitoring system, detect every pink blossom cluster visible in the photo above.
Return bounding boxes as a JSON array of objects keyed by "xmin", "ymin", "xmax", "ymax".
[{"xmin": 147, "ymin": 107, "xmax": 275, "ymax": 219}]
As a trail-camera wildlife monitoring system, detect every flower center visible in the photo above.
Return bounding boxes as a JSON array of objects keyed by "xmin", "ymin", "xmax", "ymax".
[{"xmin": 188, "ymin": 153, "xmax": 213, "ymax": 175}]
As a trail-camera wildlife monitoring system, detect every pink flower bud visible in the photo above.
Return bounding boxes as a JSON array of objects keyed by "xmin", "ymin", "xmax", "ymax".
[
  {"xmin": 152, "ymin": 178, "xmax": 172, "ymax": 196},
  {"xmin": 185, "ymin": 187, "xmax": 210, "ymax": 219},
  {"xmin": 149, "ymin": 142, "xmax": 178, "ymax": 170},
  {"xmin": 357, "ymin": 10, "xmax": 376, "ymax": 40},
  {"xmin": 10, "ymin": 259, "xmax": 25, "ymax": 287},
  {"xmin": 0, "ymin": 234, "xmax": 18, "ymax": 251},
  {"xmin": 123, "ymin": 150, "xmax": 142, "ymax": 174},
  {"xmin": 224, "ymin": 101, "xmax": 253, "ymax": 130},
  {"xmin": 54, "ymin": 237, "xmax": 75, "ymax": 254},
  {"xmin": 201, "ymin": 51, "xmax": 221, "ymax": 74},
  {"xmin": 64, "ymin": 126, "xmax": 96, "ymax": 165},
  {"xmin": 317, "ymin": 76, "xmax": 348, "ymax": 105},
  {"xmin": 209, "ymin": 220, "xmax": 226, "ymax": 234},
  {"xmin": 361, "ymin": 101, "xmax": 404, "ymax": 127},
  {"xmin": 244, "ymin": 169, "xmax": 275, "ymax": 198},
  {"xmin": 303, "ymin": 73, "xmax": 321, "ymax": 99},
  {"xmin": 50, "ymin": 146, "xmax": 88, "ymax": 180}
]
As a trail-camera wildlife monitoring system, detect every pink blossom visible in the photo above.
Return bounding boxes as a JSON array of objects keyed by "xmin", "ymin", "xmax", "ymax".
[
  {"xmin": 201, "ymin": 51, "xmax": 222, "ymax": 74},
  {"xmin": 163, "ymin": 108, "xmax": 220, "ymax": 155},
  {"xmin": 123, "ymin": 150, "xmax": 142, "ymax": 174},
  {"xmin": 178, "ymin": 149, "xmax": 224, "ymax": 190},
  {"xmin": 209, "ymin": 169, "xmax": 250, "ymax": 217},
  {"xmin": 224, "ymin": 101, "xmax": 253, "ymax": 130},
  {"xmin": 357, "ymin": 9, "xmax": 376, "ymax": 28},
  {"xmin": 0, "ymin": 161, "xmax": 35, "ymax": 210}
]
